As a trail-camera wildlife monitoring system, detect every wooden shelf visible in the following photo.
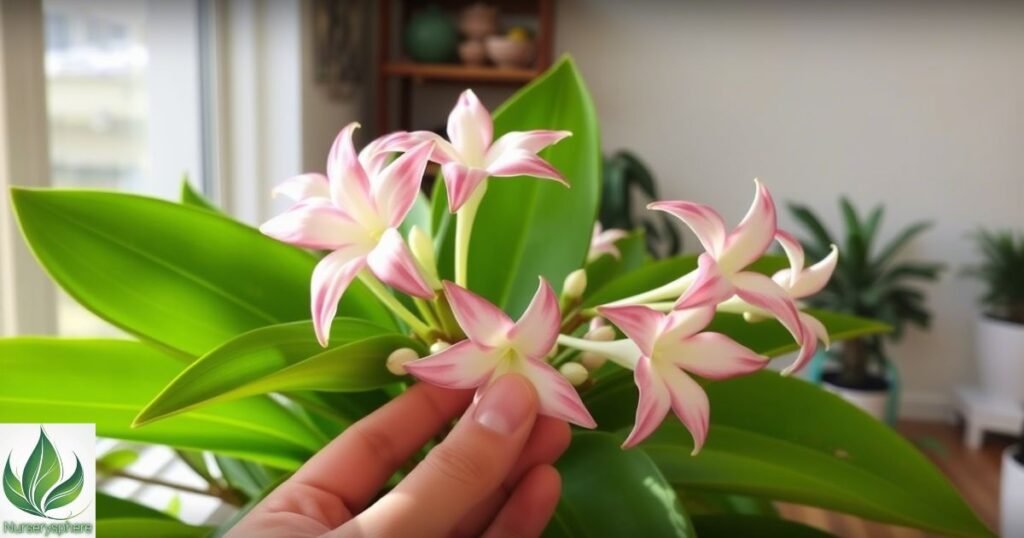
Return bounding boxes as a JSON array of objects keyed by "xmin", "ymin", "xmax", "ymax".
[{"xmin": 381, "ymin": 62, "xmax": 540, "ymax": 84}]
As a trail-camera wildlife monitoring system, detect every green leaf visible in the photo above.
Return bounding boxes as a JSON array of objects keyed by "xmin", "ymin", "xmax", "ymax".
[
  {"xmin": 10, "ymin": 189, "xmax": 393, "ymax": 358},
  {"xmin": 676, "ymin": 490, "xmax": 778, "ymax": 518},
  {"xmin": 95, "ymin": 518, "xmax": 211, "ymax": 538},
  {"xmin": 461, "ymin": 56, "xmax": 601, "ymax": 316},
  {"xmin": 215, "ymin": 456, "xmax": 278, "ymax": 500},
  {"xmin": 707, "ymin": 308, "xmax": 890, "ymax": 357},
  {"xmin": 584, "ymin": 230, "xmax": 647, "ymax": 295},
  {"xmin": 97, "ymin": 449, "xmax": 140, "ymax": 473},
  {"xmin": 0, "ymin": 338, "xmax": 322, "ymax": 470},
  {"xmin": 135, "ymin": 320, "xmax": 414, "ymax": 426},
  {"xmin": 3, "ymin": 456, "xmax": 39, "ymax": 517},
  {"xmin": 44, "ymin": 456, "xmax": 84, "ymax": 511},
  {"xmin": 586, "ymin": 372, "xmax": 992, "ymax": 537},
  {"xmin": 545, "ymin": 432, "xmax": 694, "ymax": 538},
  {"xmin": 691, "ymin": 515, "xmax": 835, "ymax": 537},
  {"xmin": 180, "ymin": 180, "xmax": 220, "ymax": 213},
  {"xmin": 97, "ymin": 492, "xmax": 172, "ymax": 520},
  {"xmin": 399, "ymin": 192, "xmax": 432, "ymax": 237},
  {"xmin": 165, "ymin": 494, "xmax": 182, "ymax": 518},
  {"xmin": 23, "ymin": 428, "xmax": 62, "ymax": 512}
]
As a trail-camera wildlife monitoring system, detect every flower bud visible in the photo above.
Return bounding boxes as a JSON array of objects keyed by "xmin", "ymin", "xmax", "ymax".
[
  {"xmin": 429, "ymin": 340, "xmax": 451, "ymax": 353},
  {"xmin": 386, "ymin": 347, "xmax": 419, "ymax": 376},
  {"xmin": 409, "ymin": 226, "xmax": 442, "ymax": 290},
  {"xmin": 559, "ymin": 362, "xmax": 589, "ymax": 386},
  {"xmin": 562, "ymin": 269, "xmax": 587, "ymax": 300},
  {"xmin": 589, "ymin": 317, "xmax": 606, "ymax": 332},
  {"xmin": 585, "ymin": 325, "xmax": 616, "ymax": 342},
  {"xmin": 580, "ymin": 352, "xmax": 607, "ymax": 371}
]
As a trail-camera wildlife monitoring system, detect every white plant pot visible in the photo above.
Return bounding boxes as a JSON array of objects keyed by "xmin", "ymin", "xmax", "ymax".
[
  {"xmin": 822, "ymin": 380, "xmax": 889, "ymax": 421},
  {"xmin": 976, "ymin": 316, "xmax": 1024, "ymax": 400},
  {"xmin": 1003, "ymin": 446, "xmax": 1024, "ymax": 538}
]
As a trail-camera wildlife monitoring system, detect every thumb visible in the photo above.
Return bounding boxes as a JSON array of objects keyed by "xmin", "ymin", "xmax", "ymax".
[{"xmin": 343, "ymin": 374, "xmax": 538, "ymax": 537}]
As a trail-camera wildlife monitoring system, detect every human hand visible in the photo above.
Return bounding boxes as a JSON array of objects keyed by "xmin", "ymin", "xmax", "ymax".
[{"xmin": 227, "ymin": 374, "xmax": 570, "ymax": 538}]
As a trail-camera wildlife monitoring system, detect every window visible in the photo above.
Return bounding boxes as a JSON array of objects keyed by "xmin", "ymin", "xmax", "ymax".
[{"xmin": 43, "ymin": 0, "xmax": 206, "ymax": 336}]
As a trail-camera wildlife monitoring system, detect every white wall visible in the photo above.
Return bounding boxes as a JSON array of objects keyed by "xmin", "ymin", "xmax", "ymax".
[{"xmin": 557, "ymin": 0, "xmax": 1024, "ymax": 417}]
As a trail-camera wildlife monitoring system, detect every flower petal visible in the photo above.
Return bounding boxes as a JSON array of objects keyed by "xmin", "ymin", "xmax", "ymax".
[
  {"xmin": 786, "ymin": 245, "xmax": 839, "ymax": 299},
  {"xmin": 622, "ymin": 356, "xmax": 671, "ymax": 448},
  {"xmin": 773, "ymin": 230, "xmax": 805, "ymax": 288},
  {"xmin": 673, "ymin": 253, "xmax": 735, "ymax": 310},
  {"xmin": 782, "ymin": 312, "xmax": 831, "ymax": 376},
  {"xmin": 731, "ymin": 271, "xmax": 805, "ymax": 349},
  {"xmin": 486, "ymin": 130, "xmax": 571, "ymax": 159},
  {"xmin": 326, "ymin": 123, "xmax": 378, "ymax": 224},
  {"xmin": 672, "ymin": 332, "xmax": 766, "ymax": 380},
  {"xmin": 405, "ymin": 340, "xmax": 501, "ymax": 388},
  {"xmin": 272, "ymin": 173, "xmax": 329, "ymax": 202},
  {"xmin": 372, "ymin": 140, "xmax": 433, "ymax": 227},
  {"xmin": 718, "ymin": 179, "xmax": 777, "ymax": 272},
  {"xmin": 588, "ymin": 223, "xmax": 629, "ymax": 262},
  {"xmin": 509, "ymin": 278, "xmax": 561, "ymax": 360},
  {"xmin": 658, "ymin": 307, "xmax": 717, "ymax": 343},
  {"xmin": 443, "ymin": 281, "xmax": 514, "ymax": 347},
  {"xmin": 259, "ymin": 199, "xmax": 365, "ymax": 250},
  {"xmin": 366, "ymin": 228, "xmax": 435, "ymax": 299},
  {"xmin": 447, "ymin": 89, "xmax": 492, "ymax": 163},
  {"xmin": 648, "ymin": 201, "xmax": 726, "ymax": 256},
  {"xmin": 597, "ymin": 305, "xmax": 663, "ymax": 357},
  {"xmin": 661, "ymin": 365, "xmax": 711, "ymax": 455},
  {"xmin": 486, "ymin": 150, "xmax": 568, "ymax": 186},
  {"xmin": 518, "ymin": 358, "xmax": 596, "ymax": 428},
  {"xmin": 311, "ymin": 248, "xmax": 368, "ymax": 347},
  {"xmin": 442, "ymin": 162, "xmax": 490, "ymax": 212}
]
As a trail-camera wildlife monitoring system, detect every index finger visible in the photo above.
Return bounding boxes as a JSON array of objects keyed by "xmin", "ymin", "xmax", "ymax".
[{"xmin": 252, "ymin": 383, "xmax": 473, "ymax": 526}]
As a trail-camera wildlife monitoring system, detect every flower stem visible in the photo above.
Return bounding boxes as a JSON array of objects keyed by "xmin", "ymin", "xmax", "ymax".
[
  {"xmin": 358, "ymin": 273, "xmax": 433, "ymax": 339},
  {"xmin": 556, "ymin": 334, "xmax": 640, "ymax": 370},
  {"xmin": 455, "ymin": 183, "xmax": 488, "ymax": 287},
  {"xmin": 602, "ymin": 271, "xmax": 697, "ymax": 308}
]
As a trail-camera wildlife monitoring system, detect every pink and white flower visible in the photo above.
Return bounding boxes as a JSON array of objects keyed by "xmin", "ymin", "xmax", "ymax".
[
  {"xmin": 261, "ymin": 123, "xmax": 435, "ymax": 346},
  {"xmin": 649, "ymin": 180, "xmax": 806, "ymax": 358},
  {"xmin": 588, "ymin": 223, "xmax": 629, "ymax": 262},
  {"xmin": 405, "ymin": 279, "xmax": 597, "ymax": 428},
  {"xmin": 395, "ymin": 90, "xmax": 571, "ymax": 211},
  {"xmin": 598, "ymin": 304, "xmax": 767, "ymax": 452}
]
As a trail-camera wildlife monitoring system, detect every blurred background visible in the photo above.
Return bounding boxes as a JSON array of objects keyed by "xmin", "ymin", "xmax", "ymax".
[{"xmin": 1, "ymin": 0, "xmax": 1022, "ymax": 534}]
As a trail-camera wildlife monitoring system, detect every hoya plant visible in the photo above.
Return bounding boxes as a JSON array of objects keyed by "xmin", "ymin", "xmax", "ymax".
[{"xmin": 1, "ymin": 58, "xmax": 991, "ymax": 537}]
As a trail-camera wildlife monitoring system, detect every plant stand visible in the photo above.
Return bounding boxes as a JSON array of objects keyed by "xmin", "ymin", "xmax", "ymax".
[{"xmin": 954, "ymin": 385, "xmax": 1024, "ymax": 450}]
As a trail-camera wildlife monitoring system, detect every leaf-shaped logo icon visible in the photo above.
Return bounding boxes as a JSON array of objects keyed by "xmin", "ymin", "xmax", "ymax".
[{"xmin": 2, "ymin": 428, "xmax": 87, "ymax": 520}]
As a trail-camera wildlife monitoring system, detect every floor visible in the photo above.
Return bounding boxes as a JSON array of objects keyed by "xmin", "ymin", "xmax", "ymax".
[{"xmin": 778, "ymin": 421, "xmax": 1010, "ymax": 537}]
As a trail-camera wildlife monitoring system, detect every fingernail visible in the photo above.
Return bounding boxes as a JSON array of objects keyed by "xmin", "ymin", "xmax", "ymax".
[{"xmin": 474, "ymin": 375, "xmax": 534, "ymax": 436}]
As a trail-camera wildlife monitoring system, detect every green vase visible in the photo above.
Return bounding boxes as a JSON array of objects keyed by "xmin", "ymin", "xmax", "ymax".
[{"xmin": 403, "ymin": 5, "xmax": 458, "ymax": 63}]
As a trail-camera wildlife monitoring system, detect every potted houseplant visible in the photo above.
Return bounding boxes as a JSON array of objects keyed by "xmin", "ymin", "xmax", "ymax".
[
  {"xmin": 964, "ymin": 230, "xmax": 1024, "ymax": 536},
  {"xmin": 788, "ymin": 198, "xmax": 943, "ymax": 420},
  {"xmin": 0, "ymin": 59, "xmax": 992, "ymax": 537},
  {"xmin": 964, "ymin": 229, "xmax": 1024, "ymax": 401}
]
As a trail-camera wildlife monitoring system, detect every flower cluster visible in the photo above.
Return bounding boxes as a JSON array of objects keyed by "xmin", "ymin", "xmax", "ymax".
[{"xmin": 262, "ymin": 89, "xmax": 838, "ymax": 454}]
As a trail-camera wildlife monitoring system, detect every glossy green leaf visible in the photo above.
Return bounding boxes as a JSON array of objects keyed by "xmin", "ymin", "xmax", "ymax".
[
  {"xmin": 584, "ymin": 372, "xmax": 992, "ymax": 537},
  {"xmin": 97, "ymin": 449, "xmax": 140, "ymax": 473},
  {"xmin": 136, "ymin": 320, "xmax": 415, "ymax": 426},
  {"xmin": 691, "ymin": 515, "xmax": 834, "ymax": 537},
  {"xmin": 545, "ymin": 432, "xmax": 694, "ymax": 538},
  {"xmin": 10, "ymin": 189, "xmax": 393, "ymax": 358},
  {"xmin": 180, "ymin": 180, "xmax": 220, "ymax": 213},
  {"xmin": 457, "ymin": 57, "xmax": 601, "ymax": 317},
  {"xmin": 44, "ymin": 456, "xmax": 84, "ymax": 511},
  {"xmin": 97, "ymin": 492, "xmax": 172, "ymax": 520},
  {"xmin": 708, "ymin": 308, "xmax": 890, "ymax": 358},
  {"xmin": 399, "ymin": 192, "xmax": 432, "ymax": 237},
  {"xmin": 95, "ymin": 518, "xmax": 211, "ymax": 538},
  {"xmin": 584, "ymin": 254, "xmax": 790, "ymax": 308},
  {"xmin": 215, "ymin": 456, "xmax": 279, "ymax": 501},
  {"xmin": 0, "ymin": 338, "xmax": 322, "ymax": 470},
  {"xmin": 676, "ymin": 490, "xmax": 778, "ymax": 518},
  {"xmin": 165, "ymin": 494, "xmax": 182, "ymax": 518}
]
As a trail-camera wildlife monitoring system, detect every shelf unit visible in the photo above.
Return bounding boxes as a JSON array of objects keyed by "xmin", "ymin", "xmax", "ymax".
[{"xmin": 375, "ymin": 0, "xmax": 555, "ymax": 134}]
